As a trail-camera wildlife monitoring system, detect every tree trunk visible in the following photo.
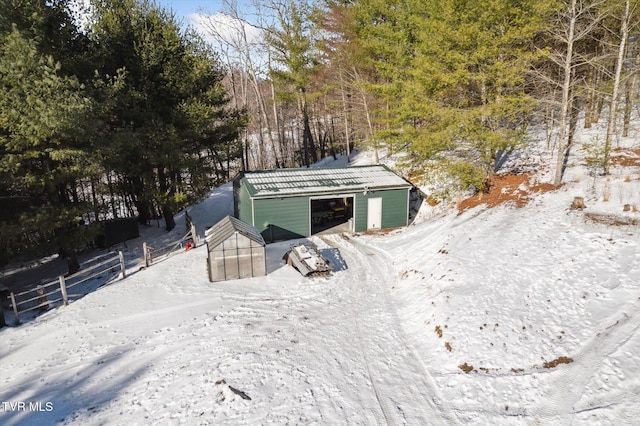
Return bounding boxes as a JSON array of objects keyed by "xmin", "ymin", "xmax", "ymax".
[
  {"xmin": 132, "ymin": 176, "xmax": 151, "ymax": 225},
  {"xmin": 603, "ymin": 0, "xmax": 630, "ymax": 174},
  {"xmin": 623, "ymin": 42, "xmax": 639, "ymax": 137},
  {"xmin": 91, "ymin": 177, "xmax": 100, "ymax": 222},
  {"xmin": 353, "ymin": 66, "xmax": 376, "ymax": 157},
  {"xmin": 553, "ymin": 0, "xmax": 577, "ymax": 186},
  {"xmin": 544, "ymin": 96, "xmax": 555, "ymax": 150},
  {"xmin": 156, "ymin": 166, "xmax": 175, "ymax": 231},
  {"xmin": 65, "ymin": 251, "xmax": 80, "ymax": 276},
  {"xmin": 270, "ymin": 79, "xmax": 286, "ymax": 168},
  {"xmin": 339, "ymin": 67, "xmax": 351, "ymax": 161},
  {"xmin": 584, "ymin": 68, "xmax": 595, "ymax": 128},
  {"xmin": 303, "ymin": 110, "xmax": 317, "ymax": 164},
  {"xmin": 162, "ymin": 203, "xmax": 175, "ymax": 231},
  {"xmin": 251, "ymin": 72, "xmax": 279, "ymax": 168},
  {"xmin": 244, "ymin": 136, "xmax": 250, "ymax": 170},
  {"xmin": 298, "ymin": 94, "xmax": 317, "ymax": 166},
  {"xmin": 595, "ymin": 67, "xmax": 606, "ymax": 119},
  {"xmin": 134, "ymin": 199, "xmax": 152, "ymax": 225}
]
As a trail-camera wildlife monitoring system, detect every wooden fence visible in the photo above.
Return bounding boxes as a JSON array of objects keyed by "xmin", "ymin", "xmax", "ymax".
[
  {"xmin": 5, "ymin": 251, "xmax": 125, "ymax": 324},
  {"xmin": 142, "ymin": 221, "xmax": 199, "ymax": 267},
  {"xmin": 1, "ymin": 214, "xmax": 201, "ymax": 327}
]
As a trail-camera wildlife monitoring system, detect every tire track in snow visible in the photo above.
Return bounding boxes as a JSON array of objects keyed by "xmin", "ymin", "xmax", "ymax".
[
  {"xmin": 325, "ymin": 234, "xmax": 456, "ymax": 425},
  {"xmin": 328, "ymin": 234, "xmax": 400, "ymax": 425},
  {"xmin": 527, "ymin": 297, "xmax": 640, "ymax": 418},
  {"xmin": 214, "ymin": 274, "xmax": 371, "ymax": 423}
]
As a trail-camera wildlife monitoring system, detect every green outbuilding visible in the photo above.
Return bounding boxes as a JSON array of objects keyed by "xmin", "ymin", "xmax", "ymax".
[{"xmin": 233, "ymin": 165, "xmax": 413, "ymax": 242}]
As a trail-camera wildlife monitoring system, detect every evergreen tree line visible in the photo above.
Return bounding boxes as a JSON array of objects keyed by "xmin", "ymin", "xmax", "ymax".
[
  {"xmin": 0, "ymin": 0, "xmax": 248, "ymax": 265},
  {"xmin": 215, "ymin": 0, "xmax": 639, "ymax": 191},
  {"xmin": 2, "ymin": 0, "xmax": 639, "ymax": 264}
]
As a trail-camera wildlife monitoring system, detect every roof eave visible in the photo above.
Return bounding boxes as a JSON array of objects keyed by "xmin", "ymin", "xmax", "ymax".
[{"xmin": 250, "ymin": 184, "xmax": 412, "ymax": 199}]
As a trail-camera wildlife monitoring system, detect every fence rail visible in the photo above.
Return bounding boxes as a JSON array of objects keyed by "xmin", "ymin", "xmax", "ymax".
[
  {"xmin": 1, "ymin": 214, "xmax": 200, "ymax": 327},
  {"xmin": 143, "ymin": 223, "xmax": 198, "ymax": 267},
  {"xmin": 5, "ymin": 251, "xmax": 125, "ymax": 324}
]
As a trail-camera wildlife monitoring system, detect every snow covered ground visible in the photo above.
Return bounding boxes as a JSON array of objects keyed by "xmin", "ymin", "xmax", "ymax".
[{"xmin": 1, "ymin": 125, "xmax": 639, "ymax": 425}]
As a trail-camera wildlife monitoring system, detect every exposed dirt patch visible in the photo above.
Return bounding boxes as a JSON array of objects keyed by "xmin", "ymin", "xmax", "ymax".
[
  {"xmin": 457, "ymin": 173, "xmax": 557, "ymax": 213},
  {"xmin": 360, "ymin": 227, "xmax": 401, "ymax": 236},
  {"xmin": 584, "ymin": 213, "xmax": 638, "ymax": 226},
  {"xmin": 611, "ymin": 148, "xmax": 640, "ymax": 167},
  {"xmin": 543, "ymin": 356, "xmax": 573, "ymax": 369},
  {"xmin": 435, "ymin": 325, "xmax": 443, "ymax": 338},
  {"xmin": 425, "ymin": 195, "xmax": 441, "ymax": 206},
  {"xmin": 459, "ymin": 362, "xmax": 474, "ymax": 373},
  {"xmin": 401, "ymin": 269, "xmax": 423, "ymax": 279}
]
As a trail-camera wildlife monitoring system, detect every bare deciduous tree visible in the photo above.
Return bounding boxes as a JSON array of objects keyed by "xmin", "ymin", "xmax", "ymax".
[
  {"xmin": 543, "ymin": 0, "xmax": 607, "ymax": 185},
  {"xmin": 198, "ymin": 0, "xmax": 282, "ymax": 170},
  {"xmin": 603, "ymin": 0, "xmax": 633, "ymax": 173}
]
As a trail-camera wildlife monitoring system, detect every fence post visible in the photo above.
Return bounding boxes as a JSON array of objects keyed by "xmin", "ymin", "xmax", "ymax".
[
  {"xmin": 59, "ymin": 276, "xmax": 69, "ymax": 306},
  {"xmin": 185, "ymin": 210, "xmax": 192, "ymax": 230},
  {"xmin": 36, "ymin": 285, "xmax": 49, "ymax": 312},
  {"xmin": 119, "ymin": 251, "xmax": 126, "ymax": 278},
  {"xmin": 10, "ymin": 292, "xmax": 19, "ymax": 324},
  {"xmin": 143, "ymin": 242, "xmax": 150, "ymax": 267},
  {"xmin": 190, "ymin": 223, "xmax": 198, "ymax": 246}
]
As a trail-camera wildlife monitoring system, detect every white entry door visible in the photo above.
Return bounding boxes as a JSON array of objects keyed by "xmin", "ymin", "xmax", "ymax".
[{"xmin": 367, "ymin": 197, "xmax": 382, "ymax": 230}]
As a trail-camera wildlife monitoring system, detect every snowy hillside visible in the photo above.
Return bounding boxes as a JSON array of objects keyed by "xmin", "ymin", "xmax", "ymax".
[{"xmin": 1, "ymin": 127, "xmax": 639, "ymax": 425}]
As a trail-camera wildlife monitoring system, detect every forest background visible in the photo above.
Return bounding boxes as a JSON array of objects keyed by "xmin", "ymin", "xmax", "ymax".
[{"xmin": 0, "ymin": 0, "xmax": 638, "ymax": 265}]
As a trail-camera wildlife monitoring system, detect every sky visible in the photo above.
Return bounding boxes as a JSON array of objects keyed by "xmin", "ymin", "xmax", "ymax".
[
  {"xmin": 154, "ymin": 0, "xmax": 265, "ymax": 60},
  {"xmin": 66, "ymin": 0, "xmax": 268, "ymax": 71},
  {"xmin": 155, "ymin": 0, "xmax": 213, "ymax": 21},
  {"xmin": 154, "ymin": 0, "xmax": 256, "ymax": 25}
]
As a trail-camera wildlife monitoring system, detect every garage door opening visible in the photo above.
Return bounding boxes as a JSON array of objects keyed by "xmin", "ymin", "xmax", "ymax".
[{"xmin": 311, "ymin": 196, "xmax": 354, "ymax": 235}]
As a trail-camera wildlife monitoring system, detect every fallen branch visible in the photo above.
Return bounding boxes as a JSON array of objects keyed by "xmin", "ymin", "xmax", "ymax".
[{"xmin": 228, "ymin": 385, "xmax": 252, "ymax": 400}]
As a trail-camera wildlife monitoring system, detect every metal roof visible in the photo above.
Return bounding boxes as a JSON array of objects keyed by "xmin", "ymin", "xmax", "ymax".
[
  {"xmin": 241, "ymin": 165, "xmax": 411, "ymax": 198},
  {"xmin": 205, "ymin": 215, "xmax": 265, "ymax": 250}
]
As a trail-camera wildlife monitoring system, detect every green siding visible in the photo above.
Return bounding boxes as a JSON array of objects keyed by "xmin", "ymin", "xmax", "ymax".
[
  {"xmin": 353, "ymin": 189, "xmax": 408, "ymax": 232},
  {"xmin": 236, "ymin": 182, "xmax": 254, "ymax": 227},
  {"xmin": 254, "ymin": 197, "xmax": 309, "ymax": 241},
  {"xmin": 235, "ymin": 175, "xmax": 410, "ymax": 241},
  {"xmin": 353, "ymin": 192, "xmax": 368, "ymax": 232},
  {"xmin": 380, "ymin": 189, "xmax": 409, "ymax": 229}
]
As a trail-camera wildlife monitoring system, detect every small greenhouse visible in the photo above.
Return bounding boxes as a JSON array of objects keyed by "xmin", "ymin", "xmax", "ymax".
[{"xmin": 206, "ymin": 216, "xmax": 267, "ymax": 282}]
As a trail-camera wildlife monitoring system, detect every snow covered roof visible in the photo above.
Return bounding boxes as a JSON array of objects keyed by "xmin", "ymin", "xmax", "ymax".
[
  {"xmin": 241, "ymin": 165, "xmax": 411, "ymax": 198},
  {"xmin": 205, "ymin": 215, "xmax": 265, "ymax": 249}
]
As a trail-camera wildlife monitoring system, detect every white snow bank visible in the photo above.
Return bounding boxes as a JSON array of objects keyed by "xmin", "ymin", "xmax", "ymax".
[{"xmin": 1, "ymin": 130, "xmax": 639, "ymax": 425}]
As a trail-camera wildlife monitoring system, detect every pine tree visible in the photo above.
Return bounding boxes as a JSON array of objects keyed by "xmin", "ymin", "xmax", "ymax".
[
  {"xmin": 346, "ymin": 0, "xmax": 551, "ymax": 191},
  {"xmin": 0, "ymin": 1, "xmax": 95, "ymax": 263},
  {"xmin": 266, "ymin": 0, "xmax": 320, "ymax": 166},
  {"xmin": 89, "ymin": 0, "xmax": 247, "ymax": 230}
]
